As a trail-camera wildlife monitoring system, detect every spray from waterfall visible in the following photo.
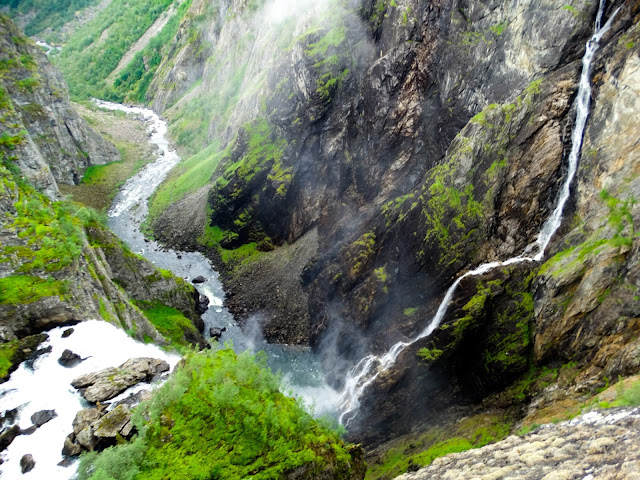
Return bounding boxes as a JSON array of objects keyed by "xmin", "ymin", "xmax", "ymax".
[{"xmin": 339, "ymin": 0, "xmax": 619, "ymax": 426}]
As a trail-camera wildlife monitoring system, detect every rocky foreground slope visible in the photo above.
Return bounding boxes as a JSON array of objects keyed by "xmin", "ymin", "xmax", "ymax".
[{"xmin": 395, "ymin": 408, "xmax": 640, "ymax": 480}]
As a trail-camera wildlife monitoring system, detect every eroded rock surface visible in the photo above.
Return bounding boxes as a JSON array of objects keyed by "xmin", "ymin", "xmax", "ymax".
[
  {"xmin": 394, "ymin": 408, "xmax": 640, "ymax": 480},
  {"xmin": 71, "ymin": 357, "xmax": 169, "ymax": 403}
]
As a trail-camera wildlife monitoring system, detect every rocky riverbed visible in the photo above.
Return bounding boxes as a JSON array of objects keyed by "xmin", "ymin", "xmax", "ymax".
[{"xmin": 395, "ymin": 408, "xmax": 640, "ymax": 480}]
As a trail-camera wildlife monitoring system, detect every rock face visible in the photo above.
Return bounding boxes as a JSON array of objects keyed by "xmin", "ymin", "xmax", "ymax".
[
  {"xmin": 136, "ymin": 0, "xmax": 640, "ymax": 445},
  {"xmin": 394, "ymin": 408, "xmax": 640, "ymax": 480},
  {"xmin": 71, "ymin": 357, "xmax": 170, "ymax": 403},
  {"xmin": 0, "ymin": 15, "xmax": 118, "ymax": 197}
]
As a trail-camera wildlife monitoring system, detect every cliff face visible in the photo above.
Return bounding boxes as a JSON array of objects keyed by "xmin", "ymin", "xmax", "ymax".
[
  {"xmin": 0, "ymin": 15, "xmax": 119, "ymax": 197},
  {"xmin": 0, "ymin": 15, "xmax": 206, "ymax": 379},
  {"xmin": 131, "ymin": 0, "xmax": 640, "ymax": 443}
]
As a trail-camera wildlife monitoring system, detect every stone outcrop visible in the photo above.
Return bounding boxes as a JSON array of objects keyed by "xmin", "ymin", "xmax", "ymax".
[
  {"xmin": 394, "ymin": 408, "xmax": 640, "ymax": 480},
  {"xmin": 71, "ymin": 357, "xmax": 169, "ymax": 403},
  {"xmin": 64, "ymin": 404, "xmax": 136, "ymax": 455},
  {"xmin": 30, "ymin": 410, "xmax": 57, "ymax": 427}
]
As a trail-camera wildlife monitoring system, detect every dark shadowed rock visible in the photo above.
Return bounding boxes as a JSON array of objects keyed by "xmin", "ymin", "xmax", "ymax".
[
  {"xmin": 58, "ymin": 349, "xmax": 84, "ymax": 368},
  {"xmin": 0, "ymin": 425, "xmax": 21, "ymax": 451},
  {"xmin": 61, "ymin": 328, "xmax": 74, "ymax": 338},
  {"xmin": 209, "ymin": 327, "xmax": 226, "ymax": 342},
  {"xmin": 30, "ymin": 409, "xmax": 57, "ymax": 427},
  {"xmin": 192, "ymin": 276, "xmax": 207, "ymax": 284},
  {"xmin": 62, "ymin": 433, "xmax": 82, "ymax": 457},
  {"xmin": 20, "ymin": 454, "xmax": 35, "ymax": 473},
  {"xmin": 71, "ymin": 357, "xmax": 169, "ymax": 403}
]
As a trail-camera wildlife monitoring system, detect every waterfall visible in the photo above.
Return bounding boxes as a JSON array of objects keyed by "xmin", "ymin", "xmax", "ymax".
[{"xmin": 339, "ymin": 0, "xmax": 619, "ymax": 426}]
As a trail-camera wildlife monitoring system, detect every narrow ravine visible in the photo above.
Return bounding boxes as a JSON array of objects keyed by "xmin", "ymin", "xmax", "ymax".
[
  {"xmin": 0, "ymin": 101, "xmax": 340, "ymax": 479},
  {"xmin": 98, "ymin": 101, "xmax": 341, "ymax": 417},
  {"xmin": 338, "ymin": 0, "xmax": 620, "ymax": 426}
]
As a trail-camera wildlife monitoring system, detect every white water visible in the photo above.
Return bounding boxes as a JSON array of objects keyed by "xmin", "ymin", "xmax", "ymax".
[
  {"xmin": 35, "ymin": 40, "xmax": 61, "ymax": 56},
  {"xmin": 338, "ymin": 0, "xmax": 619, "ymax": 426},
  {"xmin": 0, "ymin": 322, "xmax": 180, "ymax": 479}
]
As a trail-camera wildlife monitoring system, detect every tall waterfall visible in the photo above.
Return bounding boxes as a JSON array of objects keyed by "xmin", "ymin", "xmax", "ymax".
[{"xmin": 339, "ymin": 0, "xmax": 619, "ymax": 426}]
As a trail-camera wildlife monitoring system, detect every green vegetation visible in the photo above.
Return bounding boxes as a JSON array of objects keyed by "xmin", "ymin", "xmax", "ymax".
[
  {"xmin": 0, "ymin": 340, "xmax": 18, "ymax": 379},
  {"xmin": 136, "ymin": 301, "xmax": 197, "ymax": 349},
  {"xmin": 77, "ymin": 348, "xmax": 357, "ymax": 480},
  {"xmin": 148, "ymin": 141, "xmax": 228, "ymax": 222},
  {"xmin": 417, "ymin": 347, "xmax": 443, "ymax": 363},
  {"xmin": 403, "ymin": 307, "xmax": 418, "ymax": 316},
  {"xmin": 366, "ymin": 413, "xmax": 511, "ymax": 479},
  {"xmin": 0, "ymin": 0, "xmax": 101, "ymax": 39},
  {"xmin": 53, "ymin": 0, "xmax": 173, "ymax": 99},
  {"xmin": 539, "ymin": 190, "xmax": 636, "ymax": 277},
  {"xmin": 0, "ymin": 275, "xmax": 68, "ymax": 304},
  {"xmin": 0, "ymin": 158, "xmax": 108, "ymax": 272},
  {"xmin": 111, "ymin": 0, "xmax": 193, "ymax": 102},
  {"xmin": 346, "ymin": 232, "xmax": 376, "ymax": 277}
]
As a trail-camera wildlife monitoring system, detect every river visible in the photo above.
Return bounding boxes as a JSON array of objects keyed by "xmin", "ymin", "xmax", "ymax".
[{"xmin": 0, "ymin": 101, "xmax": 339, "ymax": 479}]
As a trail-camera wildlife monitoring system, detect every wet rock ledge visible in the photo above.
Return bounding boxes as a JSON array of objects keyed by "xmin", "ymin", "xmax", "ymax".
[{"xmin": 395, "ymin": 408, "xmax": 640, "ymax": 480}]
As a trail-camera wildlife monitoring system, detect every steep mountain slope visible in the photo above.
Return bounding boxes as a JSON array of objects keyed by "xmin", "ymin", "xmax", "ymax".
[
  {"xmin": 128, "ymin": 0, "xmax": 639, "ymax": 445},
  {"xmin": 0, "ymin": 15, "xmax": 207, "ymax": 381},
  {"xmin": 12, "ymin": 0, "xmax": 639, "ymax": 462}
]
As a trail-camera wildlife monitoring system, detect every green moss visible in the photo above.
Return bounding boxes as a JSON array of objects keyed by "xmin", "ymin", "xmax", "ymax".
[
  {"xmin": 0, "ymin": 341, "xmax": 19, "ymax": 379},
  {"xmin": 417, "ymin": 347, "xmax": 443, "ymax": 363},
  {"xmin": 347, "ymin": 232, "xmax": 376, "ymax": 277},
  {"xmin": 0, "ymin": 275, "xmax": 68, "ymax": 304},
  {"xmin": 489, "ymin": 22, "xmax": 506, "ymax": 36},
  {"xmin": 539, "ymin": 191, "xmax": 636, "ymax": 277},
  {"xmin": 374, "ymin": 266, "xmax": 388, "ymax": 283},
  {"xmin": 403, "ymin": 307, "xmax": 418, "ymax": 316},
  {"xmin": 137, "ymin": 301, "xmax": 197, "ymax": 348},
  {"xmin": 305, "ymin": 26, "xmax": 346, "ymax": 57}
]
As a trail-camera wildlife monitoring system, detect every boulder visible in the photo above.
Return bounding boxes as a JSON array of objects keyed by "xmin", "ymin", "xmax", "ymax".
[
  {"xmin": 61, "ymin": 328, "xmax": 74, "ymax": 338},
  {"xmin": 20, "ymin": 454, "xmax": 35, "ymax": 474},
  {"xmin": 62, "ymin": 433, "xmax": 82, "ymax": 457},
  {"xmin": 30, "ymin": 410, "xmax": 57, "ymax": 427},
  {"xmin": 209, "ymin": 327, "xmax": 227, "ymax": 342},
  {"xmin": 58, "ymin": 349, "xmax": 84, "ymax": 368},
  {"xmin": 72, "ymin": 408, "xmax": 103, "ymax": 435},
  {"xmin": 192, "ymin": 276, "xmax": 207, "ymax": 284},
  {"xmin": 71, "ymin": 357, "xmax": 169, "ymax": 403},
  {"xmin": 94, "ymin": 405, "xmax": 134, "ymax": 441},
  {"xmin": 195, "ymin": 293, "xmax": 209, "ymax": 315}
]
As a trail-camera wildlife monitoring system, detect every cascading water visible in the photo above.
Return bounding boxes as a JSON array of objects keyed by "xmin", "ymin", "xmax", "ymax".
[
  {"xmin": 0, "ymin": 101, "xmax": 340, "ymax": 478},
  {"xmin": 339, "ymin": 0, "xmax": 619, "ymax": 426}
]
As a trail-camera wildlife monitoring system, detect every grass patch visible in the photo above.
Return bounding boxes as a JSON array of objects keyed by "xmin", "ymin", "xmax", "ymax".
[
  {"xmin": 0, "ymin": 340, "xmax": 19, "ymax": 379},
  {"xmin": 136, "ymin": 301, "xmax": 197, "ymax": 349},
  {"xmin": 148, "ymin": 141, "xmax": 228, "ymax": 222},
  {"xmin": 365, "ymin": 413, "xmax": 511, "ymax": 479},
  {"xmin": 0, "ymin": 275, "xmax": 68, "ymax": 305}
]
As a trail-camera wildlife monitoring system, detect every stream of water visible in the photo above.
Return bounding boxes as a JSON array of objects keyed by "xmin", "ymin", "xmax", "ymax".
[
  {"xmin": 338, "ymin": 0, "xmax": 619, "ymax": 426},
  {"xmin": 0, "ymin": 102, "xmax": 340, "ymax": 478}
]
